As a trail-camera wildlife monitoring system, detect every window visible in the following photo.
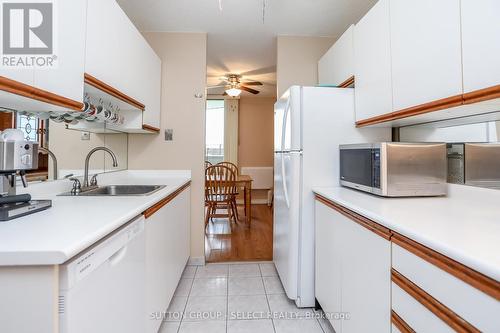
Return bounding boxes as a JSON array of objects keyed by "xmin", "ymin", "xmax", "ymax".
[
  {"xmin": 205, "ymin": 99, "xmax": 224, "ymax": 164},
  {"xmin": 16, "ymin": 113, "xmax": 39, "ymax": 141}
]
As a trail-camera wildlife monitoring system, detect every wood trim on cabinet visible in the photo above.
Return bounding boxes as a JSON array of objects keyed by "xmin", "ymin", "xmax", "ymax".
[
  {"xmin": 356, "ymin": 94, "xmax": 464, "ymax": 127},
  {"xmin": 143, "ymin": 181, "xmax": 190, "ymax": 218},
  {"xmin": 338, "ymin": 75, "xmax": 355, "ymax": 88},
  {"xmin": 84, "ymin": 73, "xmax": 145, "ymax": 111},
  {"xmin": 142, "ymin": 124, "xmax": 160, "ymax": 133},
  {"xmin": 392, "ymin": 269, "xmax": 481, "ymax": 333},
  {"xmin": 314, "ymin": 194, "xmax": 392, "ymax": 240},
  {"xmin": 391, "ymin": 310, "xmax": 416, "ymax": 333},
  {"xmin": 0, "ymin": 76, "xmax": 84, "ymax": 111},
  {"xmin": 392, "ymin": 232, "xmax": 500, "ymax": 301},
  {"xmin": 463, "ymin": 84, "xmax": 500, "ymax": 104}
]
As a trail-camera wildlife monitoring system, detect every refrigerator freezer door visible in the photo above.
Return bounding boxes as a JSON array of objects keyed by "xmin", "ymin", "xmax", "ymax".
[
  {"xmin": 278, "ymin": 86, "xmax": 302, "ymax": 152},
  {"xmin": 273, "ymin": 151, "xmax": 302, "ymax": 302},
  {"xmin": 274, "ymin": 98, "xmax": 286, "ymax": 152}
]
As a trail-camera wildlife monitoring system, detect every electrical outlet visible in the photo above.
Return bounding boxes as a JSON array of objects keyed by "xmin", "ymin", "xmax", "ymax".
[
  {"xmin": 165, "ymin": 129, "xmax": 173, "ymax": 141},
  {"xmin": 81, "ymin": 132, "xmax": 90, "ymax": 141}
]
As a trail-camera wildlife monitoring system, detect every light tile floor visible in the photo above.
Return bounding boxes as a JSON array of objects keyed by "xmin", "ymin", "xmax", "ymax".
[{"xmin": 158, "ymin": 262, "xmax": 336, "ymax": 333}]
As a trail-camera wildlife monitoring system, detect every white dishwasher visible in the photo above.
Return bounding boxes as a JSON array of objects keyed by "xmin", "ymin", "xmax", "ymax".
[{"xmin": 59, "ymin": 215, "xmax": 146, "ymax": 333}]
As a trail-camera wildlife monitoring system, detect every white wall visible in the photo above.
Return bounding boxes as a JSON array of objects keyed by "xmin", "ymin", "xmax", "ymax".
[
  {"xmin": 277, "ymin": 36, "xmax": 336, "ymax": 97},
  {"xmin": 48, "ymin": 122, "xmax": 128, "ymax": 179},
  {"xmin": 127, "ymin": 32, "xmax": 207, "ymax": 260}
]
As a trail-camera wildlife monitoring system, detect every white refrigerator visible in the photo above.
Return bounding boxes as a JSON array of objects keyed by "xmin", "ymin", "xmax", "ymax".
[{"xmin": 273, "ymin": 86, "xmax": 390, "ymax": 307}]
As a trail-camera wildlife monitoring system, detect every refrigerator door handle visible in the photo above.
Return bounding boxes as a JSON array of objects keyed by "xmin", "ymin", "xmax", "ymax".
[{"xmin": 281, "ymin": 152, "xmax": 290, "ymax": 208}]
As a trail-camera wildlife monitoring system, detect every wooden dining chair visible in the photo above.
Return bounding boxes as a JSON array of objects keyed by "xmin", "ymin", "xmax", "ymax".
[
  {"xmin": 217, "ymin": 161, "xmax": 238, "ymax": 175},
  {"xmin": 217, "ymin": 161, "xmax": 240, "ymax": 221},
  {"xmin": 205, "ymin": 165, "xmax": 238, "ymax": 230}
]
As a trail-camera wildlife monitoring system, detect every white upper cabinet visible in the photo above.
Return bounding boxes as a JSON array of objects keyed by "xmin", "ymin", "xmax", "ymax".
[
  {"xmin": 137, "ymin": 41, "xmax": 161, "ymax": 129},
  {"xmin": 0, "ymin": 68, "xmax": 33, "ymax": 87},
  {"xmin": 0, "ymin": 0, "xmax": 86, "ymax": 110},
  {"xmin": 461, "ymin": 0, "xmax": 500, "ymax": 93},
  {"xmin": 85, "ymin": 0, "xmax": 139, "ymax": 100},
  {"xmin": 354, "ymin": 0, "xmax": 393, "ymax": 121},
  {"xmin": 390, "ymin": 0, "xmax": 462, "ymax": 111},
  {"xmin": 86, "ymin": 0, "xmax": 161, "ymax": 129},
  {"xmin": 34, "ymin": 0, "xmax": 87, "ymax": 103},
  {"xmin": 318, "ymin": 25, "xmax": 354, "ymax": 86}
]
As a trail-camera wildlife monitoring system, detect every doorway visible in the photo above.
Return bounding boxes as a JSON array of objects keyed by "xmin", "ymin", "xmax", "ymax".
[{"xmin": 204, "ymin": 98, "xmax": 274, "ymax": 263}]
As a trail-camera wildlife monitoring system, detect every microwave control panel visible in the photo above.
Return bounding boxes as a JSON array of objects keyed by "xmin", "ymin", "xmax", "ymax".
[{"xmin": 372, "ymin": 148, "xmax": 381, "ymax": 189}]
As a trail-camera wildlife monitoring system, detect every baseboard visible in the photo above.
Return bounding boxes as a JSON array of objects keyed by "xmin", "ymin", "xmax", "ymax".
[{"xmin": 188, "ymin": 256, "xmax": 205, "ymax": 266}]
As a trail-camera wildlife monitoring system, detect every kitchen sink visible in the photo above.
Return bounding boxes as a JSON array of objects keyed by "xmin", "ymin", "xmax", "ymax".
[{"xmin": 60, "ymin": 185, "xmax": 166, "ymax": 196}]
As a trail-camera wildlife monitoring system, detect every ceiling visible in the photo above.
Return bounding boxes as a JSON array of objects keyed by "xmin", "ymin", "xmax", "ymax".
[{"xmin": 117, "ymin": 0, "xmax": 377, "ymax": 97}]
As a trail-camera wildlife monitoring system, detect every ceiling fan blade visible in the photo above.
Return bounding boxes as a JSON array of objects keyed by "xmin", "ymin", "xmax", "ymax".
[
  {"xmin": 242, "ymin": 81, "xmax": 263, "ymax": 86},
  {"xmin": 207, "ymin": 85, "xmax": 227, "ymax": 89},
  {"xmin": 222, "ymin": 92, "xmax": 228, "ymax": 96},
  {"xmin": 240, "ymin": 86, "xmax": 260, "ymax": 94}
]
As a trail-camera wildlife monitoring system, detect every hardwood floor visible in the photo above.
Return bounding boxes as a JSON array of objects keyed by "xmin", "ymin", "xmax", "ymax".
[{"xmin": 205, "ymin": 204, "xmax": 273, "ymax": 262}]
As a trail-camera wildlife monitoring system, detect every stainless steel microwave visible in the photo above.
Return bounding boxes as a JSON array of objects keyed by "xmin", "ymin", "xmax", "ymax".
[
  {"xmin": 447, "ymin": 142, "xmax": 500, "ymax": 189},
  {"xmin": 339, "ymin": 142, "xmax": 447, "ymax": 197}
]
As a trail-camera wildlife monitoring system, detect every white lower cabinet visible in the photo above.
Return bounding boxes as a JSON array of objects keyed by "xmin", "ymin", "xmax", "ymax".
[
  {"xmin": 392, "ymin": 282, "xmax": 455, "ymax": 333},
  {"xmin": 315, "ymin": 200, "xmax": 391, "ymax": 333},
  {"xmin": 145, "ymin": 187, "xmax": 190, "ymax": 333},
  {"xmin": 315, "ymin": 201, "xmax": 343, "ymax": 333},
  {"xmin": 316, "ymin": 197, "xmax": 498, "ymax": 332},
  {"xmin": 392, "ymin": 243, "xmax": 500, "ymax": 332}
]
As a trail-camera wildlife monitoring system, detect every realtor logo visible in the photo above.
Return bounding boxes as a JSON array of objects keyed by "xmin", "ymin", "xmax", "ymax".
[{"xmin": 1, "ymin": 0, "xmax": 57, "ymax": 68}]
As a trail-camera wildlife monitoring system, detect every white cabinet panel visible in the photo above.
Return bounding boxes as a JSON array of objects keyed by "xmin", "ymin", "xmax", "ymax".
[
  {"xmin": 34, "ymin": 0, "xmax": 86, "ymax": 102},
  {"xmin": 85, "ymin": 0, "xmax": 161, "ymax": 129},
  {"xmin": 341, "ymin": 209, "xmax": 391, "ymax": 333},
  {"xmin": 318, "ymin": 25, "xmax": 354, "ymax": 87},
  {"xmin": 461, "ymin": 0, "xmax": 500, "ymax": 93},
  {"xmin": 0, "ymin": 69, "xmax": 33, "ymax": 87},
  {"xmin": 315, "ymin": 200, "xmax": 391, "ymax": 333},
  {"xmin": 354, "ymin": 0, "xmax": 393, "ymax": 121},
  {"xmin": 138, "ymin": 43, "xmax": 161, "ymax": 128},
  {"xmin": 315, "ymin": 201, "xmax": 342, "ymax": 333},
  {"xmin": 145, "ymin": 188, "xmax": 190, "ymax": 333},
  {"xmin": 85, "ymin": 0, "xmax": 138, "ymax": 100},
  {"xmin": 392, "ymin": 243, "xmax": 500, "ymax": 332},
  {"xmin": 392, "ymin": 283, "xmax": 454, "ymax": 333},
  {"xmin": 390, "ymin": 0, "xmax": 462, "ymax": 111}
]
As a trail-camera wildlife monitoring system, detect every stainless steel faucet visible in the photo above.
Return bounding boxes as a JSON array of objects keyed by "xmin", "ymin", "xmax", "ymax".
[
  {"xmin": 83, "ymin": 147, "xmax": 118, "ymax": 188},
  {"xmin": 39, "ymin": 147, "xmax": 58, "ymax": 180}
]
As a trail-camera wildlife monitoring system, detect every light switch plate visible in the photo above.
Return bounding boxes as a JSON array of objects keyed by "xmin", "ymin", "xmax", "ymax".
[
  {"xmin": 81, "ymin": 132, "xmax": 90, "ymax": 141},
  {"xmin": 165, "ymin": 129, "xmax": 173, "ymax": 141}
]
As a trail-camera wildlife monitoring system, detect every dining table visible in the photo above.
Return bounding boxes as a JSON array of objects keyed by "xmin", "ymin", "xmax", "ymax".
[{"xmin": 235, "ymin": 174, "xmax": 253, "ymax": 223}]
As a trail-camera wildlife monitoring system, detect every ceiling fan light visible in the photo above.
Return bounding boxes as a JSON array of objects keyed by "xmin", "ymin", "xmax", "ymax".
[{"xmin": 226, "ymin": 87, "xmax": 241, "ymax": 97}]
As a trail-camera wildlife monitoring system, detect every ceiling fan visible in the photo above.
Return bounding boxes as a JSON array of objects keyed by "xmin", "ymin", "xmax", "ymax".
[{"xmin": 207, "ymin": 74, "xmax": 263, "ymax": 97}]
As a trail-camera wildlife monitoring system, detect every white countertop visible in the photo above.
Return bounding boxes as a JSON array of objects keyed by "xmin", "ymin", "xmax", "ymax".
[
  {"xmin": 0, "ymin": 170, "xmax": 191, "ymax": 266},
  {"xmin": 313, "ymin": 184, "xmax": 500, "ymax": 282}
]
